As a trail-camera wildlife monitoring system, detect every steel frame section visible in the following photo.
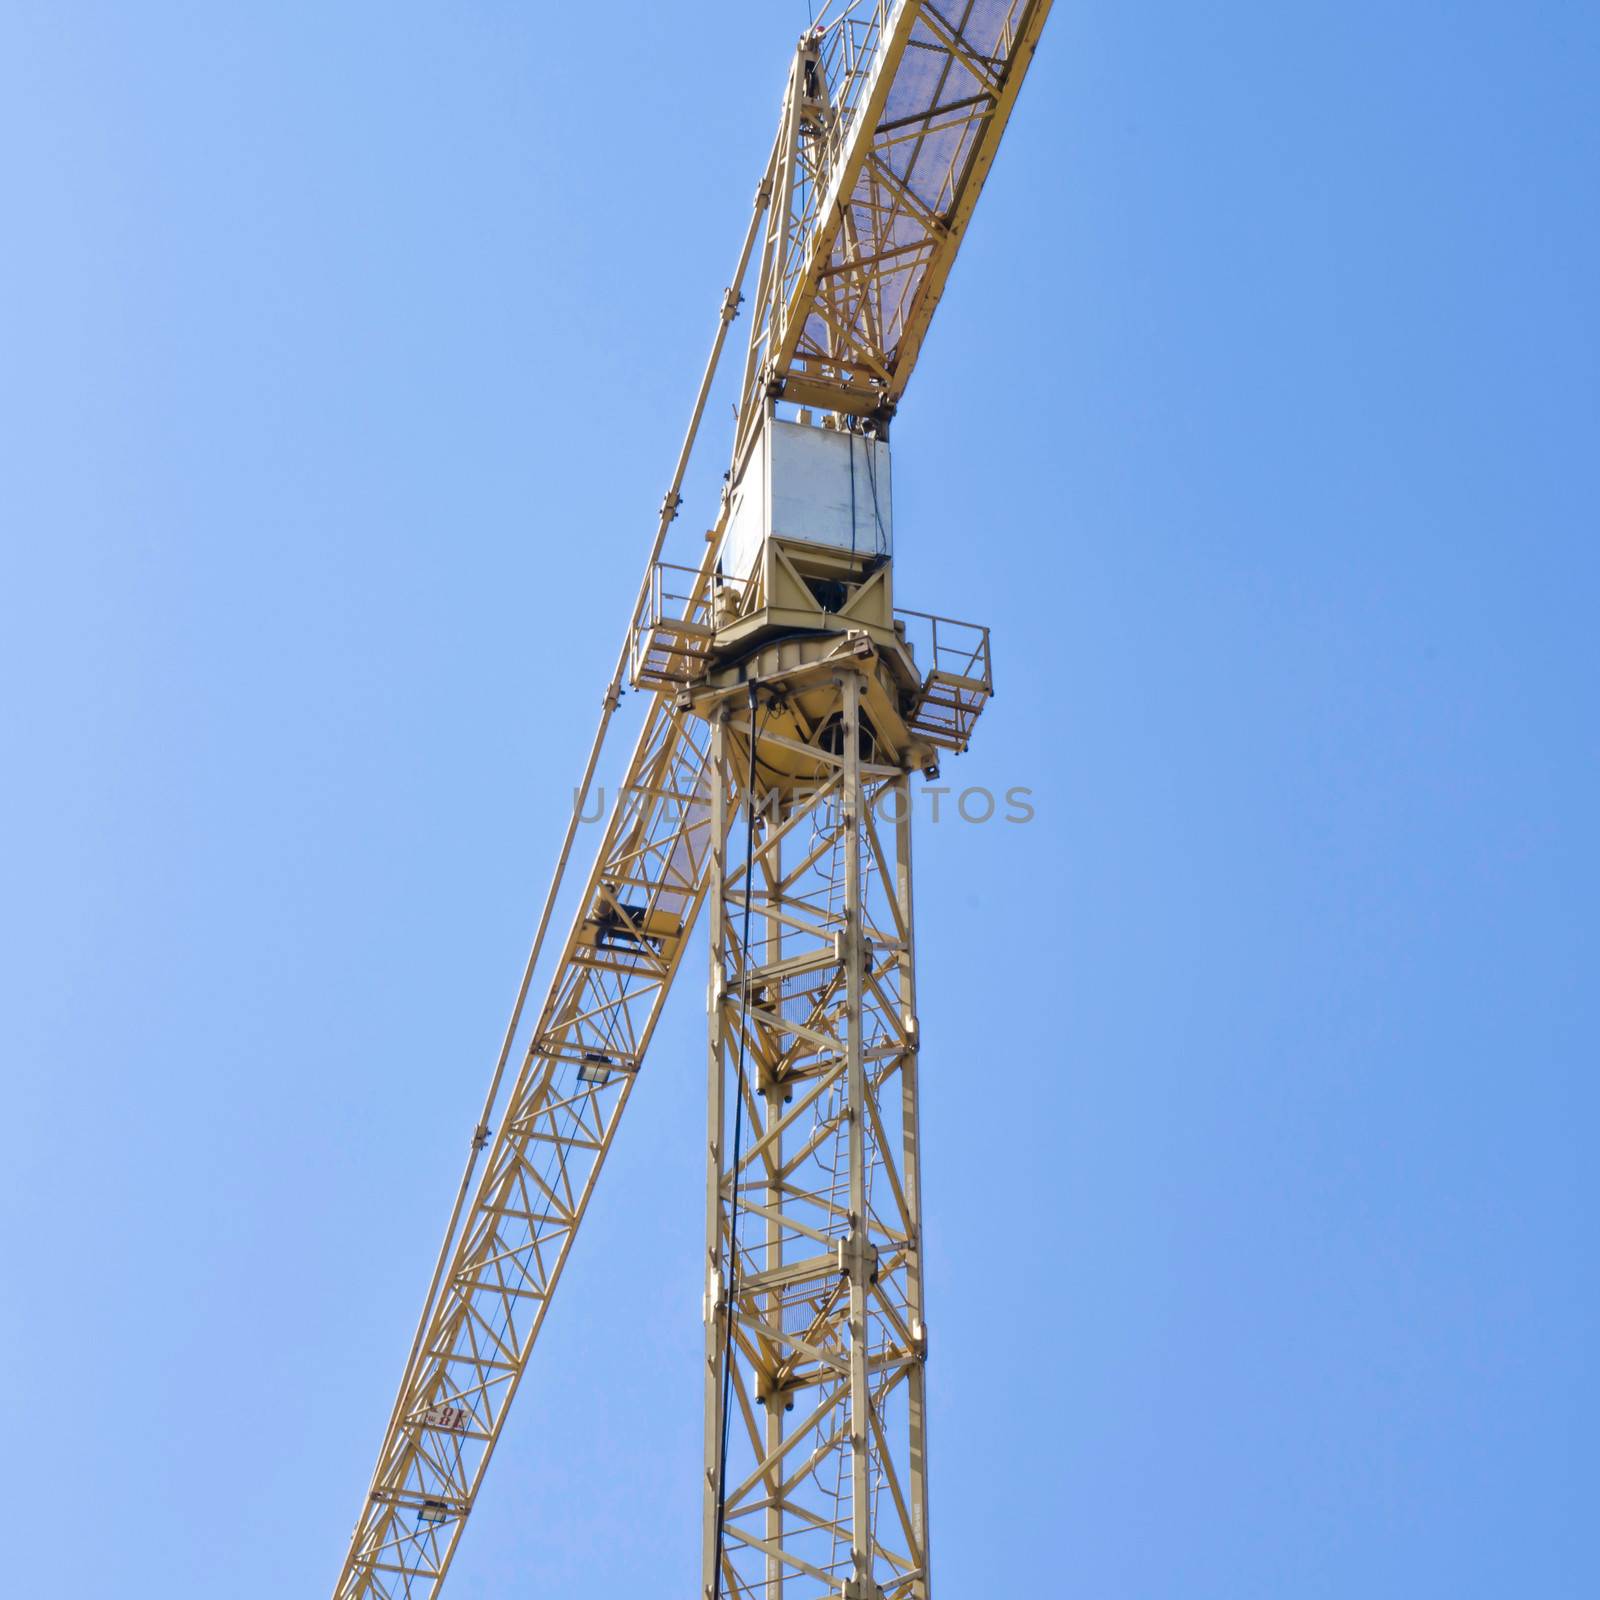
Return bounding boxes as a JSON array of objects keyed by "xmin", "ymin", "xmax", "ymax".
[
  {"xmin": 334, "ymin": 694, "xmax": 717, "ymax": 1597},
  {"xmin": 332, "ymin": 6, "xmax": 1051, "ymax": 1593},
  {"xmin": 332, "ymin": 115, "xmax": 786, "ymax": 1600},
  {"xmin": 700, "ymin": 661, "xmax": 929, "ymax": 1600},
  {"xmin": 738, "ymin": 0, "xmax": 1055, "ymax": 455}
]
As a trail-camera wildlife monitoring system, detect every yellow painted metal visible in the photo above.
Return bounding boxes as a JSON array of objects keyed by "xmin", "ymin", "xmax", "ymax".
[
  {"xmin": 738, "ymin": 0, "xmax": 1055, "ymax": 455},
  {"xmin": 331, "ymin": 6, "xmax": 1051, "ymax": 1594},
  {"xmin": 330, "ymin": 155, "xmax": 778, "ymax": 1600},
  {"xmin": 697, "ymin": 647, "xmax": 935, "ymax": 1600}
]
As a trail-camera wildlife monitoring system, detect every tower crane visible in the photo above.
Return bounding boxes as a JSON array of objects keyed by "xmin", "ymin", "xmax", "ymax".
[{"xmin": 332, "ymin": 4, "xmax": 1053, "ymax": 1596}]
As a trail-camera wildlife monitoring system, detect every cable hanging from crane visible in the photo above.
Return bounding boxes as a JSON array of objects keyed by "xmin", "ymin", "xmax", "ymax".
[{"xmin": 710, "ymin": 681, "xmax": 768, "ymax": 1600}]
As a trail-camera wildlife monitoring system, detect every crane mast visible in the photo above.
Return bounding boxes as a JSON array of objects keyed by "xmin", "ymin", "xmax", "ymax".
[{"xmin": 333, "ymin": 5, "xmax": 1051, "ymax": 1596}]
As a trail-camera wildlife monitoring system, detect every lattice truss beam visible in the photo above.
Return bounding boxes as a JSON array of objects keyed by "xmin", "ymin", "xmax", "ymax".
[
  {"xmin": 740, "ymin": 0, "xmax": 1053, "ymax": 436},
  {"xmin": 703, "ymin": 673, "xmax": 928, "ymax": 1600},
  {"xmin": 335, "ymin": 697, "xmax": 715, "ymax": 1599}
]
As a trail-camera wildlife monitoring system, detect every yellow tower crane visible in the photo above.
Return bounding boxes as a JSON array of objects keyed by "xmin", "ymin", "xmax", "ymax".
[{"xmin": 332, "ymin": 4, "xmax": 1053, "ymax": 1596}]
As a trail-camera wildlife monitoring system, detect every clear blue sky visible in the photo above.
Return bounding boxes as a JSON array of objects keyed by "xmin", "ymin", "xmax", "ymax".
[{"xmin": 2, "ymin": 3, "xmax": 1594, "ymax": 1595}]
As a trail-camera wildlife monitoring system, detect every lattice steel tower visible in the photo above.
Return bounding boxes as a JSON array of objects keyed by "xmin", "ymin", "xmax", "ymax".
[
  {"xmin": 331, "ymin": 6, "xmax": 1051, "ymax": 1597},
  {"xmin": 682, "ymin": 464, "xmax": 981, "ymax": 1598}
]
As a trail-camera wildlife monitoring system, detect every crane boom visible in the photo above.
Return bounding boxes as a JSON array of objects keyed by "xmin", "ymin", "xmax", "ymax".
[
  {"xmin": 333, "ymin": 5, "xmax": 1050, "ymax": 1594},
  {"xmin": 739, "ymin": 0, "xmax": 1052, "ymax": 444},
  {"xmin": 334, "ymin": 693, "xmax": 718, "ymax": 1597}
]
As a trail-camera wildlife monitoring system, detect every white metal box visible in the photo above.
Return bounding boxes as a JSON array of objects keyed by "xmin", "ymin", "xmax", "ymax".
[{"xmin": 723, "ymin": 418, "xmax": 892, "ymax": 583}]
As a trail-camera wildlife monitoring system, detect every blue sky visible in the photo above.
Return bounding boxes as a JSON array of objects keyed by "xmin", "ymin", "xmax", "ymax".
[{"xmin": 2, "ymin": 2, "xmax": 1595, "ymax": 1595}]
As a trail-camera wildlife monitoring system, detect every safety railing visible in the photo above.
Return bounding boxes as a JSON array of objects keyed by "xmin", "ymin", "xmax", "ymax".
[
  {"xmin": 632, "ymin": 566, "xmax": 993, "ymax": 752},
  {"xmin": 629, "ymin": 562, "xmax": 749, "ymax": 692},
  {"xmin": 894, "ymin": 607, "xmax": 993, "ymax": 753}
]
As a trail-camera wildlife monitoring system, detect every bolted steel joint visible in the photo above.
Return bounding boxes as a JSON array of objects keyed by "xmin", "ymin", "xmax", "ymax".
[
  {"xmin": 834, "ymin": 1232, "xmax": 879, "ymax": 1285},
  {"xmin": 755, "ymin": 1373, "xmax": 799, "ymax": 1414}
]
